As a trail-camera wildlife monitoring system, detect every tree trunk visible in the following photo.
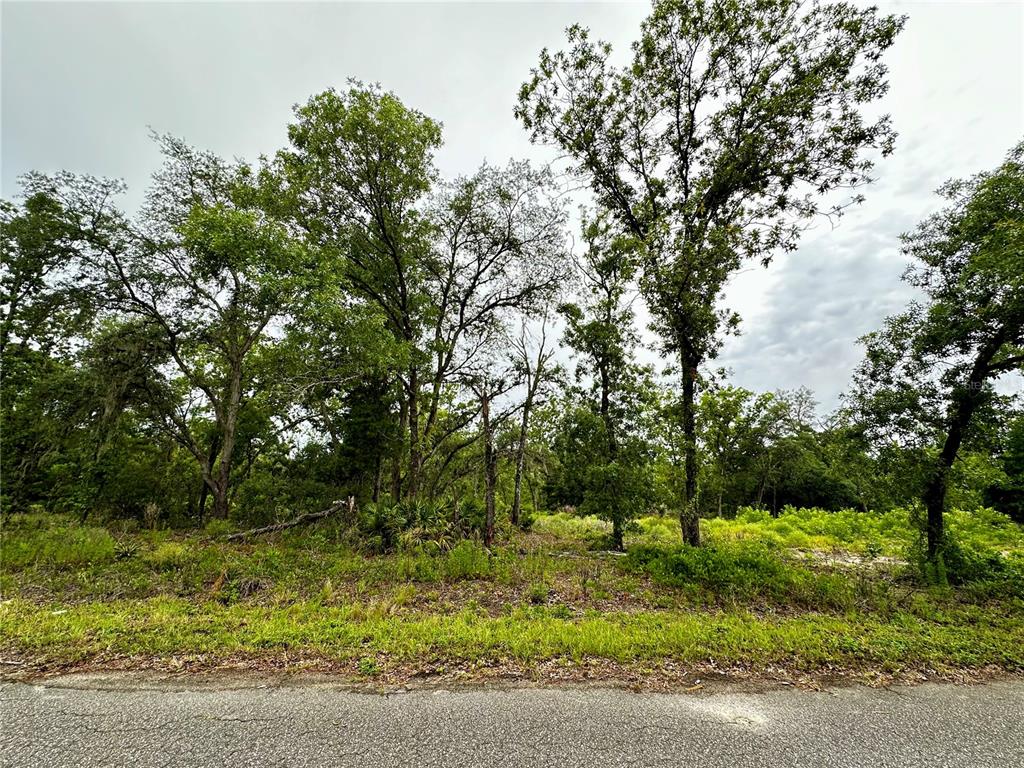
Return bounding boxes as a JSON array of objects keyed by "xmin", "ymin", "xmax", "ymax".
[
  {"xmin": 482, "ymin": 394, "xmax": 497, "ymax": 548},
  {"xmin": 923, "ymin": 391, "xmax": 981, "ymax": 564},
  {"xmin": 612, "ymin": 517, "xmax": 624, "ymax": 551},
  {"xmin": 210, "ymin": 367, "xmax": 242, "ymax": 520},
  {"xmin": 196, "ymin": 433, "xmax": 221, "ymax": 521},
  {"xmin": 678, "ymin": 353, "xmax": 701, "ymax": 546},
  {"xmin": 922, "ymin": 332, "xmax": 1003, "ymax": 569},
  {"xmin": 511, "ymin": 395, "xmax": 533, "ymax": 527},
  {"xmin": 599, "ymin": 362, "xmax": 617, "ymax": 456},
  {"xmin": 391, "ymin": 395, "xmax": 407, "ymax": 503},
  {"xmin": 407, "ymin": 365, "xmax": 421, "ymax": 500},
  {"xmin": 372, "ymin": 454, "xmax": 382, "ymax": 503}
]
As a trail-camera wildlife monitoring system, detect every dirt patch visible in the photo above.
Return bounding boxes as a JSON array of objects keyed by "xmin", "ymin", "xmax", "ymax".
[{"xmin": 3, "ymin": 651, "xmax": 1019, "ymax": 695}]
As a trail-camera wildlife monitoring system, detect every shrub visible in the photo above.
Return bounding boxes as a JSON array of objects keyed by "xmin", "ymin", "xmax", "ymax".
[
  {"xmin": 625, "ymin": 542, "xmax": 859, "ymax": 610},
  {"xmin": 359, "ymin": 503, "xmax": 408, "ymax": 553},
  {"xmin": 144, "ymin": 542, "xmax": 190, "ymax": 571},
  {"xmin": 627, "ymin": 542, "xmax": 783, "ymax": 593},
  {"xmin": 527, "ymin": 581, "xmax": 550, "ymax": 604},
  {"xmin": 1, "ymin": 517, "xmax": 116, "ymax": 569},
  {"xmin": 913, "ymin": 537, "xmax": 1024, "ymax": 594},
  {"xmin": 443, "ymin": 540, "xmax": 491, "ymax": 581}
]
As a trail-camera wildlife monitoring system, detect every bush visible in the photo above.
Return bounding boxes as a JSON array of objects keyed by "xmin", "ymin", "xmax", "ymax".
[
  {"xmin": 359, "ymin": 503, "xmax": 408, "ymax": 553},
  {"xmin": 1, "ymin": 516, "xmax": 116, "ymax": 569},
  {"xmin": 444, "ymin": 541, "xmax": 491, "ymax": 580},
  {"xmin": 914, "ymin": 537, "xmax": 1024, "ymax": 595},
  {"xmin": 144, "ymin": 542, "xmax": 191, "ymax": 571},
  {"xmin": 625, "ymin": 542, "xmax": 859, "ymax": 610},
  {"xmin": 627, "ymin": 542, "xmax": 783, "ymax": 592}
]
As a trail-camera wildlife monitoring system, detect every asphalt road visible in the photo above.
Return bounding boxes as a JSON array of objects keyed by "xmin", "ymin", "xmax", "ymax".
[{"xmin": 1, "ymin": 675, "xmax": 1022, "ymax": 767}]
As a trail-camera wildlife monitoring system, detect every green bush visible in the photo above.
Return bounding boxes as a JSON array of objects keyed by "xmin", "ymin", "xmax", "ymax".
[
  {"xmin": 1, "ymin": 516, "xmax": 116, "ymax": 569},
  {"xmin": 359, "ymin": 503, "xmax": 408, "ymax": 553},
  {"xmin": 444, "ymin": 540, "xmax": 491, "ymax": 581},
  {"xmin": 625, "ymin": 542, "xmax": 859, "ymax": 610},
  {"xmin": 916, "ymin": 538, "xmax": 1024, "ymax": 595},
  {"xmin": 627, "ymin": 542, "xmax": 783, "ymax": 592},
  {"xmin": 143, "ymin": 542, "xmax": 191, "ymax": 571}
]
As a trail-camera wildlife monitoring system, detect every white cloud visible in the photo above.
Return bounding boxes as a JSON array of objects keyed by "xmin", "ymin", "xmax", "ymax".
[{"xmin": 3, "ymin": 1, "xmax": 1020, "ymax": 410}]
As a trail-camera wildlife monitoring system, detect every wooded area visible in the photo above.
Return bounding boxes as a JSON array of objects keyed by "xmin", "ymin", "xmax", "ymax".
[{"xmin": 2, "ymin": 0, "xmax": 1022, "ymax": 597}]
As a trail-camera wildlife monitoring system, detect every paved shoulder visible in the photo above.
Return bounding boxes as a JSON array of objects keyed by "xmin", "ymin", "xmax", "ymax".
[{"xmin": 2, "ymin": 678, "xmax": 1022, "ymax": 767}]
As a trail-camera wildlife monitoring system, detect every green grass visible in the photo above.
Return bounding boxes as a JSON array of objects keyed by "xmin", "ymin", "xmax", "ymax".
[
  {"xmin": 623, "ymin": 541, "xmax": 882, "ymax": 610},
  {"xmin": 2, "ymin": 507, "xmax": 1022, "ymax": 675},
  {"xmin": 3, "ymin": 597, "xmax": 1021, "ymax": 672}
]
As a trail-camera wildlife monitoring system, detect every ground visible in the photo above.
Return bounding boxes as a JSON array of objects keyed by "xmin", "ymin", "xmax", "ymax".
[
  {"xmin": 2, "ymin": 674, "xmax": 1022, "ymax": 767},
  {"xmin": 1, "ymin": 506, "xmax": 1023, "ymax": 687}
]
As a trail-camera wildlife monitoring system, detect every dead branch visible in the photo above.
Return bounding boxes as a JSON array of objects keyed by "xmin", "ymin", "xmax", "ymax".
[{"xmin": 224, "ymin": 497, "xmax": 355, "ymax": 541}]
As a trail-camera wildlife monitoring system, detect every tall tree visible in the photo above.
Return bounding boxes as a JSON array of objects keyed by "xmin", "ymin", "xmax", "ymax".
[
  {"xmin": 280, "ymin": 83, "xmax": 442, "ymax": 500},
  {"xmin": 558, "ymin": 219, "xmax": 656, "ymax": 548},
  {"xmin": 419, "ymin": 161, "xmax": 568, "ymax": 492},
  {"xmin": 517, "ymin": 0, "xmax": 904, "ymax": 544},
  {"xmin": 26, "ymin": 136, "xmax": 320, "ymax": 519},
  {"xmin": 853, "ymin": 142, "xmax": 1024, "ymax": 575},
  {"xmin": 0, "ymin": 191, "xmax": 95, "ymax": 356},
  {"xmin": 510, "ymin": 316, "xmax": 559, "ymax": 526},
  {"xmin": 560, "ymin": 214, "xmax": 641, "ymax": 455}
]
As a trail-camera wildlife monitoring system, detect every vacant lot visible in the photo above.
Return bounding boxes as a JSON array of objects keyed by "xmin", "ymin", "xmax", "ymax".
[{"xmin": 2, "ymin": 507, "xmax": 1023, "ymax": 685}]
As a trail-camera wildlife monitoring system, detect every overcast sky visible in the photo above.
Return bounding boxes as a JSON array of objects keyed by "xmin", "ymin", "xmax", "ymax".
[{"xmin": 3, "ymin": 1, "xmax": 1022, "ymax": 411}]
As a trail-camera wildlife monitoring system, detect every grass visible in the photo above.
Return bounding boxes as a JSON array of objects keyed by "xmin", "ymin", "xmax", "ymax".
[
  {"xmin": 4, "ymin": 598, "xmax": 1022, "ymax": 672},
  {"xmin": 2, "ymin": 506, "xmax": 1022, "ymax": 677}
]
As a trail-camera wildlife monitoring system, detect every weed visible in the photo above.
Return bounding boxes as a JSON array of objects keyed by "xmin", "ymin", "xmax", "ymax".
[
  {"xmin": 527, "ymin": 581, "xmax": 550, "ymax": 605},
  {"xmin": 357, "ymin": 657, "xmax": 380, "ymax": 676}
]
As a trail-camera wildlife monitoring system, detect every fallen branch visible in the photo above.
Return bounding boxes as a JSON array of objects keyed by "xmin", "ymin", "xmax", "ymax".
[{"xmin": 224, "ymin": 497, "xmax": 355, "ymax": 541}]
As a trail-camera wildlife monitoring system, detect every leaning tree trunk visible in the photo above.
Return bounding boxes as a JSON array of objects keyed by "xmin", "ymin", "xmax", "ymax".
[
  {"xmin": 922, "ymin": 331, "xmax": 1004, "ymax": 568},
  {"xmin": 678, "ymin": 352, "xmax": 701, "ymax": 546},
  {"xmin": 923, "ymin": 388, "xmax": 983, "ymax": 565}
]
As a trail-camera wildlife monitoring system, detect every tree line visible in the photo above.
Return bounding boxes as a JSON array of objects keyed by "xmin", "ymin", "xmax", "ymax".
[{"xmin": 2, "ymin": 0, "xmax": 1022, "ymax": 577}]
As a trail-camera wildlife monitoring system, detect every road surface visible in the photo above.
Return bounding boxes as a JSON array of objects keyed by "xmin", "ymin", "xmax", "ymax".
[{"xmin": 1, "ymin": 675, "xmax": 1021, "ymax": 767}]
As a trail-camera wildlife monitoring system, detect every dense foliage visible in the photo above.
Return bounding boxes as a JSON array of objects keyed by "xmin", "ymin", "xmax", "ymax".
[{"xmin": 2, "ymin": 0, "xmax": 1022, "ymax": 587}]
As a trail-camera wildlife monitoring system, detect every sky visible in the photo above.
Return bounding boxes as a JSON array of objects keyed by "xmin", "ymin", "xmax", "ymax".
[{"xmin": 3, "ymin": 1, "xmax": 1022, "ymax": 412}]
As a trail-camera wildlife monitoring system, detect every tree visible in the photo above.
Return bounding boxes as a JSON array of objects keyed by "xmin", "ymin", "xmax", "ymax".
[
  {"xmin": 510, "ymin": 317, "xmax": 559, "ymax": 526},
  {"xmin": 853, "ymin": 142, "xmax": 1024, "ymax": 574},
  {"xmin": 280, "ymin": 83, "xmax": 442, "ymax": 501},
  {"xmin": 560, "ymin": 214, "xmax": 641, "ymax": 455},
  {"xmin": 1, "ymin": 191, "xmax": 95, "ymax": 355},
  {"xmin": 467, "ymin": 362, "xmax": 517, "ymax": 548},
  {"xmin": 27, "ymin": 136, "xmax": 322, "ymax": 519},
  {"xmin": 986, "ymin": 413, "xmax": 1024, "ymax": 523},
  {"xmin": 418, "ymin": 161, "xmax": 568, "ymax": 495},
  {"xmin": 282, "ymin": 88, "xmax": 569, "ymax": 502},
  {"xmin": 556, "ymin": 224, "xmax": 657, "ymax": 548},
  {"xmin": 1, "ymin": 187, "xmax": 98, "ymax": 510},
  {"xmin": 697, "ymin": 385, "xmax": 775, "ymax": 516},
  {"xmin": 517, "ymin": 0, "xmax": 905, "ymax": 544}
]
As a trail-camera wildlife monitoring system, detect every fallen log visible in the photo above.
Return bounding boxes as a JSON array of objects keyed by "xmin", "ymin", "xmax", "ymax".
[{"xmin": 224, "ymin": 496, "xmax": 355, "ymax": 541}]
